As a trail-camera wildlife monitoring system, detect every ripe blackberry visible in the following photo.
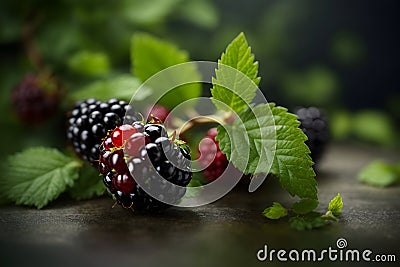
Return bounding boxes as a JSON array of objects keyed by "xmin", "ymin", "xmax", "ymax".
[
  {"xmin": 294, "ymin": 107, "xmax": 329, "ymax": 162},
  {"xmin": 98, "ymin": 122, "xmax": 192, "ymax": 212},
  {"xmin": 12, "ymin": 73, "xmax": 62, "ymax": 125},
  {"xmin": 67, "ymin": 98, "xmax": 140, "ymax": 165},
  {"xmin": 198, "ymin": 128, "xmax": 229, "ymax": 181}
]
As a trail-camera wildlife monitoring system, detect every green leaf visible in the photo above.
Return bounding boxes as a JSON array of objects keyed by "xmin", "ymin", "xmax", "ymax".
[
  {"xmin": 328, "ymin": 193, "xmax": 343, "ymax": 217},
  {"xmin": 71, "ymin": 74, "xmax": 150, "ymax": 102},
  {"xmin": 217, "ymin": 103, "xmax": 317, "ymax": 200},
  {"xmin": 358, "ymin": 160, "xmax": 399, "ymax": 187},
  {"xmin": 262, "ymin": 202, "xmax": 288, "ymax": 219},
  {"xmin": 68, "ymin": 165, "xmax": 105, "ymax": 201},
  {"xmin": 122, "ymin": 0, "xmax": 182, "ymax": 25},
  {"xmin": 292, "ymin": 198, "xmax": 319, "ymax": 215},
  {"xmin": 211, "ymin": 32, "xmax": 260, "ymax": 113},
  {"xmin": 131, "ymin": 33, "xmax": 201, "ymax": 109},
  {"xmin": 177, "ymin": 0, "xmax": 218, "ymax": 29},
  {"xmin": 68, "ymin": 50, "xmax": 110, "ymax": 76},
  {"xmin": 1, "ymin": 147, "xmax": 82, "ymax": 209},
  {"xmin": 289, "ymin": 212, "xmax": 328, "ymax": 231},
  {"xmin": 352, "ymin": 111, "xmax": 396, "ymax": 146},
  {"xmin": 216, "ymin": 104, "xmax": 275, "ymax": 175},
  {"xmin": 281, "ymin": 66, "xmax": 339, "ymax": 106},
  {"xmin": 270, "ymin": 104, "xmax": 317, "ymax": 200}
]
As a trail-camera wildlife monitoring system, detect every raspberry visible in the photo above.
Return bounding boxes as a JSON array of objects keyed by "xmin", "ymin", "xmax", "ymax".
[
  {"xmin": 12, "ymin": 73, "xmax": 62, "ymax": 125},
  {"xmin": 66, "ymin": 98, "xmax": 140, "ymax": 165},
  {"xmin": 98, "ymin": 122, "xmax": 192, "ymax": 212},
  {"xmin": 198, "ymin": 128, "xmax": 229, "ymax": 181},
  {"xmin": 294, "ymin": 107, "xmax": 329, "ymax": 162},
  {"xmin": 146, "ymin": 104, "xmax": 170, "ymax": 123}
]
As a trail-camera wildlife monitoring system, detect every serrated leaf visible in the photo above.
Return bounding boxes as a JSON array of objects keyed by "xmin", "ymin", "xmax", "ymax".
[
  {"xmin": 358, "ymin": 160, "xmax": 399, "ymax": 187},
  {"xmin": 292, "ymin": 198, "xmax": 319, "ymax": 215},
  {"xmin": 131, "ymin": 33, "xmax": 201, "ymax": 109},
  {"xmin": 216, "ymin": 104, "xmax": 275, "ymax": 175},
  {"xmin": 289, "ymin": 212, "xmax": 328, "ymax": 231},
  {"xmin": 211, "ymin": 32, "xmax": 260, "ymax": 113},
  {"xmin": 216, "ymin": 103, "xmax": 317, "ymax": 200},
  {"xmin": 328, "ymin": 193, "xmax": 343, "ymax": 217},
  {"xmin": 68, "ymin": 165, "xmax": 105, "ymax": 201},
  {"xmin": 71, "ymin": 74, "xmax": 150, "ymax": 102},
  {"xmin": 1, "ymin": 147, "xmax": 82, "ymax": 209},
  {"xmin": 262, "ymin": 202, "xmax": 288, "ymax": 219},
  {"xmin": 270, "ymin": 104, "xmax": 317, "ymax": 200}
]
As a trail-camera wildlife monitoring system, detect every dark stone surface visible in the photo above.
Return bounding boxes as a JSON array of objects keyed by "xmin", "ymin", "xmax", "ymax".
[{"xmin": 0, "ymin": 144, "xmax": 399, "ymax": 267}]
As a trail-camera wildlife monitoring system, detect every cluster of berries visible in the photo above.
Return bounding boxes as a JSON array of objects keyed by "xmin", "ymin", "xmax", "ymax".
[{"xmin": 67, "ymin": 99, "xmax": 191, "ymax": 212}]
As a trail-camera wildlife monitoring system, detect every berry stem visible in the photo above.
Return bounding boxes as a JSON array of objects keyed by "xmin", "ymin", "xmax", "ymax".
[
  {"xmin": 177, "ymin": 115, "xmax": 223, "ymax": 136},
  {"xmin": 22, "ymin": 13, "xmax": 45, "ymax": 70}
]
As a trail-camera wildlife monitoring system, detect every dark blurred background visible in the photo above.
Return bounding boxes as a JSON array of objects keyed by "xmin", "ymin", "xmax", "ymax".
[{"xmin": 1, "ymin": 0, "xmax": 399, "ymax": 158}]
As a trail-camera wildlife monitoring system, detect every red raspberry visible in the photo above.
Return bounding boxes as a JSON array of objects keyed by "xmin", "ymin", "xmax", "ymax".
[
  {"xmin": 111, "ymin": 124, "xmax": 138, "ymax": 147},
  {"xmin": 146, "ymin": 104, "xmax": 170, "ymax": 123},
  {"xmin": 198, "ymin": 128, "xmax": 229, "ymax": 181}
]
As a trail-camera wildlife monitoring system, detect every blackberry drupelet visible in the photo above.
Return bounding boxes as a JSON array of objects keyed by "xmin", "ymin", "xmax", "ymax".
[
  {"xmin": 294, "ymin": 106, "xmax": 329, "ymax": 163},
  {"xmin": 98, "ymin": 122, "xmax": 192, "ymax": 212},
  {"xmin": 66, "ymin": 98, "xmax": 139, "ymax": 165},
  {"xmin": 198, "ymin": 128, "xmax": 229, "ymax": 181}
]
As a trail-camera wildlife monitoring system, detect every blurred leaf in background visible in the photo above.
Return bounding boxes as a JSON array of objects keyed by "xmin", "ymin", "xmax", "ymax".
[
  {"xmin": 131, "ymin": 33, "xmax": 201, "ymax": 110},
  {"xmin": 281, "ymin": 66, "xmax": 340, "ymax": 107},
  {"xmin": 71, "ymin": 75, "xmax": 150, "ymax": 102},
  {"xmin": 352, "ymin": 110, "xmax": 396, "ymax": 146},
  {"xmin": 67, "ymin": 51, "xmax": 111, "ymax": 76},
  {"xmin": 331, "ymin": 31, "xmax": 366, "ymax": 68}
]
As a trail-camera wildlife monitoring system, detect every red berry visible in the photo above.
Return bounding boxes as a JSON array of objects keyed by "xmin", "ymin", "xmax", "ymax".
[
  {"xmin": 198, "ymin": 127, "xmax": 228, "ymax": 181},
  {"xmin": 102, "ymin": 136, "xmax": 114, "ymax": 151},
  {"xmin": 125, "ymin": 132, "xmax": 146, "ymax": 158},
  {"xmin": 109, "ymin": 150, "xmax": 128, "ymax": 172},
  {"xmin": 146, "ymin": 104, "xmax": 170, "ymax": 123},
  {"xmin": 113, "ymin": 173, "xmax": 135, "ymax": 194},
  {"xmin": 111, "ymin": 124, "xmax": 137, "ymax": 147}
]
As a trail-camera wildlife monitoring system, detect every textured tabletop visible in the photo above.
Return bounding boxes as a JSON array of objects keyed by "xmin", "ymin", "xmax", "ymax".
[{"xmin": 0, "ymin": 144, "xmax": 399, "ymax": 267}]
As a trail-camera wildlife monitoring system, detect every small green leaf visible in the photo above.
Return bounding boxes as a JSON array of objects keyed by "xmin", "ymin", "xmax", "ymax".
[
  {"xmin": 131, "ymin": 33, "xmax": 201, "ymax": 109},
  {"xmin": 328, "ymin": 193, "xmax": 343, "ymax": 217},
  {"xmin": 262, "ymin": 202, "xmax": 288, "ymax": 219},
  {"xmin": 211, "ymin": 32, "xmax": 260, "ymax": 113},
  {"xmin": 1, "ymin": 147, "xmax": 82, "ymax": 209},
  {"xmin": 68, "ymin": 165, "xmax": 105, "ymax": 201},
  {"xmin": 289, "ymin": 212, "xmax": 328, "ymax": 231},
  {"xmin": 292, "ymin": 198, "xmax": 319, "ymax": 215},
  {"xmin": 71, "ymin": 75, "xmax": 150, "ymax": 102},
  {"xmin": 68, "ymin": 51, "xmax": 110, "ymax": 76},
  {"xmin": 358, "ymin": 160, "xmax": 399, "ymax": 187},
  {"xmin": 322, "ymin": 210, "xmax": 339, "ymax": 221}
]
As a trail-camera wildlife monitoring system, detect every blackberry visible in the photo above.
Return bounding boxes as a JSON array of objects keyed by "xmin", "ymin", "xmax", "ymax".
[
  {"xmin": 198, "ymin": 128, "xmax": 229, "ymax": 181},
  {"xmin": 67, "ymin": 98, "xmax": 139, "ymax": 165},
  {"xmin": 98, "ymin": 122, "xmax": 192, "ymax": 212},
  {"xmin": 294, "ymin": 107, "xmax": 329, "ymax": 163},
  {"xmin": 12, "ymin": 73, "xmax": 62, "ymax": 125}
]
